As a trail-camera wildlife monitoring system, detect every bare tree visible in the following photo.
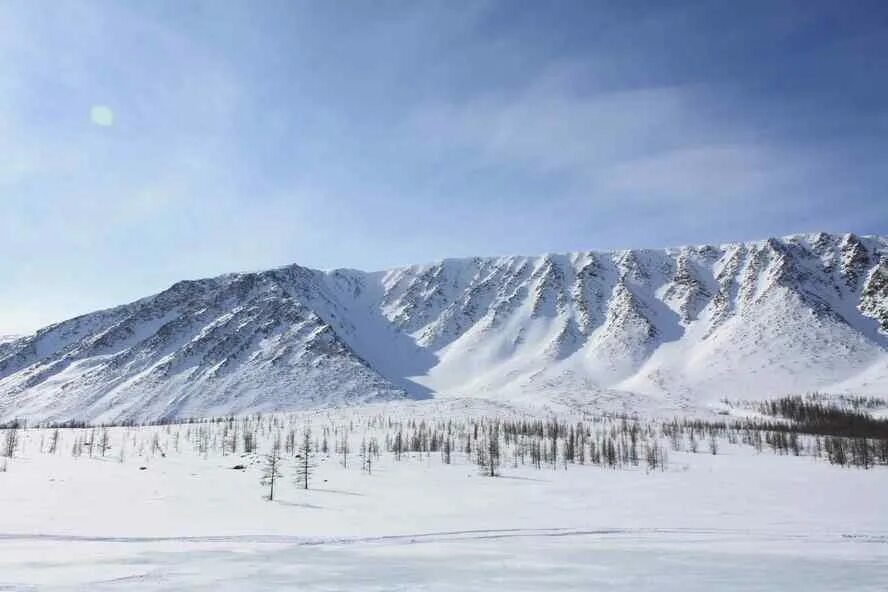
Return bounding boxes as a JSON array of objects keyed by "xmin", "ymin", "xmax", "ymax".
[
  {"xmin": 99, "ymin": 429, "xmax": 111, "ymax": 457},
  {"xmin": 340, "ymin": 432, "xmax": 350, "ymax": 468},
  {"xmin": 285, "ymin": 429, "xmax": 296, "ymax": 456},
  {"xmin": 365, "ymin": 437, "xmax": 379, "ymax": 474},
  {"xmin": 295, "ymin": 427, "xmax": 314, "ymax": 490},
  {"xmin": 48, "ymin": 428, "xmax": 60, "ymax": 455},
  {"xmin": 71, "ymin": 435, "xmax": 83, "ymax": 458},
  {"xmin": 477, "ymin": 424, "xmax": 500, "ymax": 477},
  {"xmin": 151, "ymin": 433, "xmax": 165, "ymax": 457},
  {"xmin": 87, "ymin": 428, "xmax": 96, "ymax": 458},
  {"xmin": 549, "ymin": 420, "xmax": 559, "ymax": 470},
  {"xmin": 243, "ymin": 430, "xmax": 256, "ymax": 455},
  {"xmin": 3, "ymin": 425, "xmax": 19, "ymax": 458},
  {"xmin": 360, "ymin": 437, "xmax": 373, "ymax": 474},
  {"xmin": 393, "ymin": 429, "xmax": 403, "ymax": 461},
  {"xmin": 261, "ymin": 440, "xmax": 284, "ymax": 501}
]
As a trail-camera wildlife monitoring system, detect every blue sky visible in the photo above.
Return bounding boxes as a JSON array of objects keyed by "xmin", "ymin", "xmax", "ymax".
[{"xmin": 1, "ymin": 0, "xmax": 887, "ymax": 333}]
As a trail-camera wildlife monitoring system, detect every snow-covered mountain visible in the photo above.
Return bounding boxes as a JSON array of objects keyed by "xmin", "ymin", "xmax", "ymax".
[{"xmin": 2, "ymin": 232, "xmax": 887, "ymax": 423}]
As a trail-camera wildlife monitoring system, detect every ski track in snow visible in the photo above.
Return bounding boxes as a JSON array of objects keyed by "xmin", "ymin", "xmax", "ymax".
[
  {"xmin": 1, "ymin": 527, "xmax": 887, "ymax": 546},
  {"xmin": 4, "ymin": 527, "xmax": 888, "ymax": 591}
]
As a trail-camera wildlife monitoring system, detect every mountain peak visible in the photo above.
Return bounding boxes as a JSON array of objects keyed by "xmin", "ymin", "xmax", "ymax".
[{"xmin": 1, "ymin": 232, "xmax": 886, "ymax": 423}]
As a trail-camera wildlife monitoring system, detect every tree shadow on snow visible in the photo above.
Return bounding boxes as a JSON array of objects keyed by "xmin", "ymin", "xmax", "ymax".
[
  {"xmin": 274, "ymin": 500, "xmax": 326, "ymax": 510},
  {"xmin": 309, "ymin": 487, "xmax": 364, "ymax": 497},
  {"xmin": 495, "ymin": 474, "xmax": 551, "ymax": 483}
]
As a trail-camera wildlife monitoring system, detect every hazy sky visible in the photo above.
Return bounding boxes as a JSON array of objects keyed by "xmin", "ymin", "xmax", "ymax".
[{"xmin": 1, "ymin": 0, "xmax": 887, "ymax": 333}]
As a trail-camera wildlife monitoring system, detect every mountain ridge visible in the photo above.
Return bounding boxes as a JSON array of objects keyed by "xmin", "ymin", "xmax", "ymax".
[{"xmin": 2, "ymin": 232, "xmax": 887, "ymax": 422}]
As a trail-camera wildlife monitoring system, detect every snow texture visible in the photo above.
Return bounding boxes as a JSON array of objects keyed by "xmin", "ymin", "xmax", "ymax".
[
  {"xmin": 2, "ymin": 232, "xmax": 887, "ymax": 422},
  {"xmin": 1, "ymin": 403, "xmax": 886, "ymax": 590}
]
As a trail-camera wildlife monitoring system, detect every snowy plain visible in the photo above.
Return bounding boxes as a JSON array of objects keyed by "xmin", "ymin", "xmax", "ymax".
[{"xmin": 1, "ymin": 400, "xmax": 887, "ymax": 591}]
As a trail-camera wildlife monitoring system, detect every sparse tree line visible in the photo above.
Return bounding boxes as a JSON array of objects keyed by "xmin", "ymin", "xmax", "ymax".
[
  {"xmin": 2, "ymin": 394, "xmax": 887, "ymax": 480},
  {"xmin": 716, "ymin": 394, "xmax": 888, "ymax": 467},
  {"xmin": 660, "ymin": 420, "xmax": 888, "ymax": 469},
  {"xmin": 0, "ymin": 413, "xmax": 672, "ymax": 477},
  {"xmin": 755, "ymin": 395, "xmax": 888, "ymax": 440}
]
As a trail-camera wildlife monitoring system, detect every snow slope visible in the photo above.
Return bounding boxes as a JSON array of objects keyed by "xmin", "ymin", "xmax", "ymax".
[{"xmin": 1, "ymin": 232, "xmax": 887, "ymax": 422}]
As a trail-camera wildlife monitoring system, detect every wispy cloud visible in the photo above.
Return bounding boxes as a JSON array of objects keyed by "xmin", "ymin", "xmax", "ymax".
[
  {"xmin": 0, "ymin": 1, "xmax": 886, "ymax": 333},
  {"xmin": 402, "ymin": 74, "xmax": 813, "ymax": 218}
]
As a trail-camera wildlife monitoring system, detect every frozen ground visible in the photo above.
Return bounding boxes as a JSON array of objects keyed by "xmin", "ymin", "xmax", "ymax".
[
  {"xmin": 3, "ymin": 530, "xmax": 887, "ymax": 591},
  {"xmin": 1, "ymin": 402, "xmax": 887, "ymax": 590}
]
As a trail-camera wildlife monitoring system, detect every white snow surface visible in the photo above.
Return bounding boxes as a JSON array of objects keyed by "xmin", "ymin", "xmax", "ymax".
[
  {"xmin": 2, "ymin": 232, "xmax": 888, "ymax": 422},
  {"xmin": 1, "ymin": 402, "xmax": 886, "ymax": 590}
]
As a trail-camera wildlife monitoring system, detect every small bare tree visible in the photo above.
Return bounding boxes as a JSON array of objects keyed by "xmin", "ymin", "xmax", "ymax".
[
  {"xmin": 359, "ymin": 437, "xmax": 369, "ymax": 474},
  {"xmin": 243, "ymin": 431, "xmax": 256, "ymax": 455},
  {"xmin": 340, "ymin": 433, "xmax": 350, "ymax": 468},
  {"xmin": 261, "ymin": 440, "xmax": 284, "ymax": 501},
  {"xmin": 393, "ymin": 429, "xmax": 403, "ymax": 461},
  {"xmin": 48, "ymin": 428, "xmax": 60, "ymax": 455},
  {"xmin": 71, "ymin": 436, "xmax": 83, "ymax": 458},
  {"xmin": 364, "ymin": 437, "xmax": 379, "ymax": 474},
  {"xmin": 3, "ymin": 425, "xmax": 19, "ymax": 458},
  {"xmin": 295, "ymin": 427, "xmax": 314, "ymax": 490},
  {"xmin": 476, "ymin": 425, "xmax": 500, "ymax": 477},
  {"xmin": 99, "ymin": 429, "xmax": 111, "ymax": 457}
]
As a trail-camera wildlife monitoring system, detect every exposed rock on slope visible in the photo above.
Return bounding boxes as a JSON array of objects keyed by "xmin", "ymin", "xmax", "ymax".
[{"xmin": 1, "ymin": 233, "xmax": 886, "ymax": 422}]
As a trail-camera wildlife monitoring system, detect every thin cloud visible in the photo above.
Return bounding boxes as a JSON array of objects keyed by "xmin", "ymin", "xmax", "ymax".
[{"xmin": 0, "ymin": 1, "xmax": 886, "ymax": 333}]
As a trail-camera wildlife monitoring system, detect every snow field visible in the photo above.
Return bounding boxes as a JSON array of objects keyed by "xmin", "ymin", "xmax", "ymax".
[{"xmin": 1, "ymin": 401, "xmax": 887, "ymax": 590}]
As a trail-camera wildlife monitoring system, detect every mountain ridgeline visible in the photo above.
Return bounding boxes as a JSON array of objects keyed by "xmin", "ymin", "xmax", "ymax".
[{"xmin": 1, "ymin": 232, "xmax": 887, "ymax": 423}]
